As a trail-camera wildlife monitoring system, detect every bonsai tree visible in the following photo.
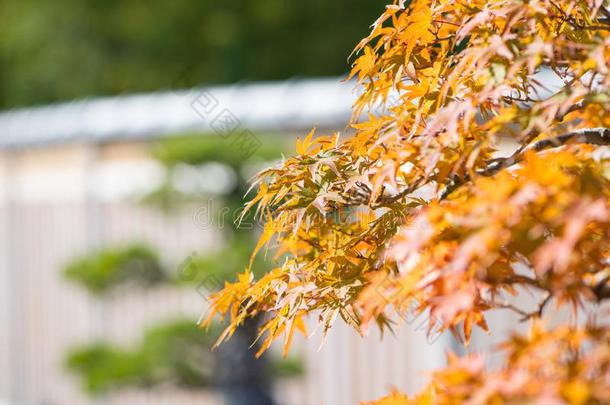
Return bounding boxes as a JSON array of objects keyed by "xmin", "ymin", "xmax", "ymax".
[
  {"xmin": 203, "ymin": 0, "xmax": 610, "ymax": 403},
  {"xmin": 64, "ymin": 134, "xmax": 301, "ymax": 404},
  {"xmin": 63, "ymin": 242, "xmax": 302, "ymax": 402}
]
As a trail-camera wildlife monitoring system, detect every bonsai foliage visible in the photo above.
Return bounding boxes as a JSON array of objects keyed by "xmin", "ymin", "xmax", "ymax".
[
  {"xmin": 63, "ymin": 244, "xmax": 166, "ymax": 295},
  {"xmin": 66, "ymin": 320, "xmax": 221, "ymax": 395},
  {"xmin": 66, "ymin": 320, "xmax": 302, "ymax": 395},
  {"xmin": 203, "ymin": 0, "xmax": 610, "ymax": 402}
]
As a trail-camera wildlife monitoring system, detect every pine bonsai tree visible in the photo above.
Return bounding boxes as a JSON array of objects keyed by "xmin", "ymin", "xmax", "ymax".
[
  {"xmin": 203, "ymin": 0, "xmax": 610, "ymax": 403},
  {"xmin": 64, "ymin": 135, "xmax": 301, "ymax": 404}
]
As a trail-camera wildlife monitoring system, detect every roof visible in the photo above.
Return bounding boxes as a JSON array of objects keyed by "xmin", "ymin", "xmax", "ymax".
[{"xmin": 0, "ymin": 77, "xmax": 356, "ymax": 149}]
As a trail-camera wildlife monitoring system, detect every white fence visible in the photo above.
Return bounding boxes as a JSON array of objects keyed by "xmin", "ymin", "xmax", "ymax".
[{"xmin": 0, "ymin": 202, "xmax": 453, "ymax": 405}]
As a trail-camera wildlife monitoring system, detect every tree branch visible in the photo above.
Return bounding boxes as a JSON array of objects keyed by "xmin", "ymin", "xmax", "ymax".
[
  {"xmin": 493, "ymin": 302, "xmax": 531, "ymax": 319},
  {"xmin": 592, "ymin": 275, "xmax": 610, "ymax": 302},
  {"xmin": 484, "ymin": 127, "xmax": 610, "ymax": 174},
  {"xmin": 374, "ymin": 177, "xmax": 427, "ymax": 208},
  {"xmin": 557, "ymin": 100, "xmax": 586, "ymax": 121},
  {"xmin": 519, "ymin": 293, "xmax": 552, "ymax": 322},
  {"xmin": 441, "ymin": 128, "xmax": 610, "ymax": 199},
  {"xmin": 490, "ymin": 293, "xmax": 552, "ymax": 322}
]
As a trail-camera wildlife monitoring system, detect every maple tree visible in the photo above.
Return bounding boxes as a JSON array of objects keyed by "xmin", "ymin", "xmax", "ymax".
[{"xmin": 202, "ymin": 0, "xmax": 610, "ymax": 403}]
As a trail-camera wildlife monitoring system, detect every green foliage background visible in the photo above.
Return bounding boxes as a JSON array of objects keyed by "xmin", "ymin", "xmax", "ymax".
[{"xmin": 0, "ymin": 0, "xmax": 383, "ymax": 108}]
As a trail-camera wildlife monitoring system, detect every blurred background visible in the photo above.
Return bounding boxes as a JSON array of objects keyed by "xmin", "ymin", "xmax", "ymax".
[{"xmin": 0, "ymin": 1, "xmax": 521, "ymax": 404}]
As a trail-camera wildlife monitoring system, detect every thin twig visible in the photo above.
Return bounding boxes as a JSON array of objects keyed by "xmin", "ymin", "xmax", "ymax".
[
  {"xmin": 520, "ymin": 293, "xmax": 552, "ymax": 322},
  {"xmin": 433, "ymin": 19, "xmax": 461, "ymax": 27}
]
